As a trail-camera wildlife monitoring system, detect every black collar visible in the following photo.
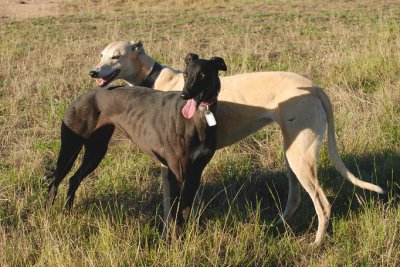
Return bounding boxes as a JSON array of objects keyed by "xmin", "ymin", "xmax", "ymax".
[{"xmin": 138, "ymin": 62, "xmax": 163, "ymax": 88}]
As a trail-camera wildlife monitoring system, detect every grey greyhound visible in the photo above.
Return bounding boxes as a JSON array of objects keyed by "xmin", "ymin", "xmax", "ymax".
[{"xmin": 46, "ymin": 53, "xmax": 227, "ymax": 237}]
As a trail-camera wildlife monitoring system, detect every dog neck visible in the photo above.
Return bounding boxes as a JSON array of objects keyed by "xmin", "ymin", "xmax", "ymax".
[
  {"xmin": 124, "ymin": 52, "xmax": 161, "ymax": 87},
  {"xmin": 196, "ymin": 84, "xmax": 221, "ymax": 114},
  {"xmin": 139, "ymin": 62, "xmax": 163, "ymax": 88},
  {"xmin": 200, "ymin": 88, "xmax": 220, "ymax": 106},
  {"xmin": 118, "ymin": 49, "xmax": 185, "ymax": 90},
  {"xmin": 200, "ymin": 78, "xmax": 221, "ymax": 107}
]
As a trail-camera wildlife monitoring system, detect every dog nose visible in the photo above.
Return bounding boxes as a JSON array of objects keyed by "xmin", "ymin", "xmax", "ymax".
[{"xmin": 89, "ymin": 70, "xmax": 99, "ymax": 78}]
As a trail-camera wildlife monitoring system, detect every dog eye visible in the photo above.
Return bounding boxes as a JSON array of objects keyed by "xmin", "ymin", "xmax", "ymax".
[
  {"xmin": 112, "ymin": 55, "xmax": 120, "ymax": 60},
  {"xmin": 199, "ymin": 72, "xmax": 205, "ymax": 79}
]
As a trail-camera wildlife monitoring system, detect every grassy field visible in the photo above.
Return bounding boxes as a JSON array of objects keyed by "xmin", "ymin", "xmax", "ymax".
[{"xmin": 0, "ymin": 0, "xmax": 399, "ymax": 266}]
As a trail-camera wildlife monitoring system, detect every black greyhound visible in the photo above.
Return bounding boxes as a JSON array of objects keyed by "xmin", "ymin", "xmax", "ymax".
[{"xmin": 46, "ymin": 53, "xmax": 227, "ymax": 237}]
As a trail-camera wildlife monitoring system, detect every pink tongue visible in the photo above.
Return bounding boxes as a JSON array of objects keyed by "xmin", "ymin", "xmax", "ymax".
[
  {"xmin": 96, "ymin": 78, "xmax": 106, "ymax": 86},
  {"xmin": 182, "ymin": 99, "xmax": 197, "ymax": 119}
]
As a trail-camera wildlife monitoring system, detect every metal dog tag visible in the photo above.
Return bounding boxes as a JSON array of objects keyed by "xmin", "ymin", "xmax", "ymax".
[{"xmin": 205, "ymin": 111, "xmax": 217, "ymax": 126}]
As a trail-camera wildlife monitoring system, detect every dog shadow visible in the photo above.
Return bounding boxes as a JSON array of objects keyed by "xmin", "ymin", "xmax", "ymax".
[
  {"xmin": 198, "ymin": 148, "xmax": 399, "ymax": 237},
  {"xmin": 73, "ymin": 148, "xmax": 399, "ymax": 238},
  {"xmin": 74, "ymin": 178, "xmax": 164, "ymax": 222}
]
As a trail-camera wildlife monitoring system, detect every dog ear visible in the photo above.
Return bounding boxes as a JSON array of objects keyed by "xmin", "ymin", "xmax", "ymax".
[
  {"xmin": 184, "ymin": 53, "xmax": 199, "ymax": 65},
  {"xmin": 210, "ymin": 57, "xmax": 227, "ymax": 71},
  {"xmin": 130, "ymin": 40, "xmax": 143, "ymax": 52}
]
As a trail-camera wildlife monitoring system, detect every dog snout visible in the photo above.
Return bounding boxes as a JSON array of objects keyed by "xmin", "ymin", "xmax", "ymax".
[{"xmin": 89, "ymin": 70, "xmax": 99, "ymax": 78}]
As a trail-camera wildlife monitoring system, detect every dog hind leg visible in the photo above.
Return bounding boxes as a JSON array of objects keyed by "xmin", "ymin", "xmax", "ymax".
[
  {"xmin": 273, "ymin": 155, "xmax": 301, "ymax": 225},
  {"xmin": 279, "ymin": 96, "xmax": 331, "ymax": 244},
  {"xmin": 46, "ymin": 122, "xmax": 85, "ymax": 214},
  {"xmin": 284, "ymin": 127, "xmax": 331, "ymax": 245},
  {"xmin": 285, "ymin": 137, "xmax": 331, "ymax": 245},
  {"xmin": 65, "ymin": 125, "xmax": 114, "ymax": 210}
]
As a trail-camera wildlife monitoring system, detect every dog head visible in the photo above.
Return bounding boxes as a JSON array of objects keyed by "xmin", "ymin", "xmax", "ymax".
[
  {"xmin": 180, "ymin": 53, "xmax": 227, "ymax": 101},
  {"xmin": 89, "ymin": 41, "xmax": 144, "ymax": 87}
]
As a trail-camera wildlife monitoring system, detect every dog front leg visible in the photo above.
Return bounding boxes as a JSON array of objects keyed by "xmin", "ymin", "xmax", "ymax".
[
  {"xmin": 179, "ymin": 170, "xmax": 201, "ymax": 224},
  {"xmin": 162, "ymin": 167, "xmax": 182, "ymax": 240},
  {"xmin": 161, "ymin": 165, "xmax": 170, "ymax": 223}
]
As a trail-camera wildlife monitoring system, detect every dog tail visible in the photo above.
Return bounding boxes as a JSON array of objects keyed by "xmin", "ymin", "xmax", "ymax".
[{"xmin": 316, "ymin": 88, "xmax": 385, "ymax": 194}]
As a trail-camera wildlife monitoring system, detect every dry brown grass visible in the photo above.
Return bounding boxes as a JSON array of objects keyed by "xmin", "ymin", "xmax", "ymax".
[{"xmin": 0, "ymin": 0, "xmax": 399, "ymax": 266}]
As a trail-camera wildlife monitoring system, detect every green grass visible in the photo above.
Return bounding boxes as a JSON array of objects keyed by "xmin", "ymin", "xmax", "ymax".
[{"xmin": 0, "ymin": 0, "xmax": 400, "ymax": 266}]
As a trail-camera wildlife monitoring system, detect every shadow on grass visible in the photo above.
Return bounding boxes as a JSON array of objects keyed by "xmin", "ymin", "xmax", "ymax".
[
  {"xmin": 199, "ymin": 148, "xmax": 399, "ymax": 237},
  {"xmin": 73, "ymin": 148, "xmax": 399, "ymax": 238},
  {"xmin": 74, "ymin": 182, "xmax": 164, "ymax": 228}
]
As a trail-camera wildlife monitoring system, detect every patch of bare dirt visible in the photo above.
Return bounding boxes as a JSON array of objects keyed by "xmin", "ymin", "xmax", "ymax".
[{"xmin": 0, "ymin": 0, "xmax": 65, "ymax": 19}]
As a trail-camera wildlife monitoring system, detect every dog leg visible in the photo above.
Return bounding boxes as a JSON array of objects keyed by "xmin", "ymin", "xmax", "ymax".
[
  {"xmin": 179, "ymin": 166, "xmax": 202, "ymax": 224},
  {"xmin": 165, "ymin": 167, "xmax": 202, "ymax": 241},
  {"xmin": 46, "ymin": 122, "xmax": 84, "ymax": 214},
  {"xmin": 178, "ymin": 148, "xmax": 214, "ymax": 230},
  {"xmin": 161, "ymin": 165, "xmax": 171, "ymax": 223},
  {"xmin": 162, "ymin": 168, "xmax": 181, "ymax": 241},
  {"xmin": 279, "ymin": 96, "xmax": 331, "ymax": 244},
  {"xmin": 65, "ymin": 125, "xmax": 114, "ymax": 210},
  {"xmin": 284, "ymin": 127, "xmax": 331, "ymax": 245},
  {"xmin": 273, "ymin": 155, "xmax": 301, "ymax": 225},
  {"xmin": 286, "ymin": 147, "xmax": 331, "ymax": 245}
]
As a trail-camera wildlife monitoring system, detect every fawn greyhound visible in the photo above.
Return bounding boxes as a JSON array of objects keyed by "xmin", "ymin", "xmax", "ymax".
[
  {"xmin": 89, "ymin": 40, "xmax": 384, "ymax": 244},
  {"xmin": 46, "ymin": 54, "xmax": 227, "ymax": 237}
]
